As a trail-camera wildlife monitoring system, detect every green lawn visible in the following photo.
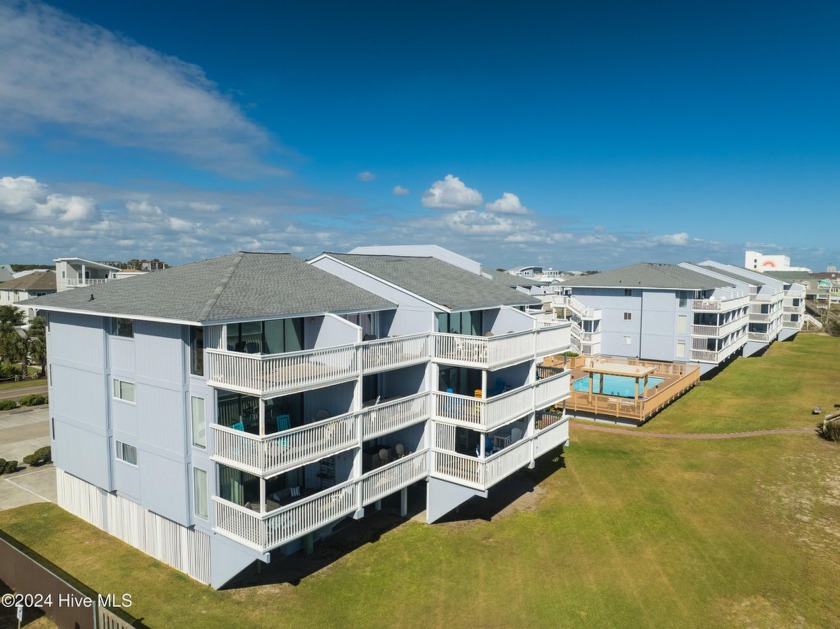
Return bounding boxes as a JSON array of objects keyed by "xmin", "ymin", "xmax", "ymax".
[
  {"xmin": 642, "ymin": 333, "xmax": 840, "ymax": 433},
  {"xmin": 0, "ymin": 335, "xmax": 838, "ymax": 628}
]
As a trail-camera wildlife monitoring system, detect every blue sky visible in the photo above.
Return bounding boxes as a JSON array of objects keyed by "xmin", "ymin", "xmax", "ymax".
[{"xmin": 1, "ymin": 0, "xmax": 838, "ymax": 271}]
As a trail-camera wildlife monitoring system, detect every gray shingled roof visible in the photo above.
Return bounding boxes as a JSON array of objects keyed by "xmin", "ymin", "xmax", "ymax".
[
  {"xmin": 325, "ymin": 253, "xmax": 539, "ymax": 310},
  {"xmin": 698, "ymin": 265, "xmax": 764, "ymax": 286},
  {"xmin": 561, "ymin": 263, "xmax": 734, "ymax": 290},
  {"xmin": 0, "ymin": 271, "xmax": 56, "ymax": 292},
  {"xmin": 23, "ymin": 253, "xmax": 395, "ymax": 323}
]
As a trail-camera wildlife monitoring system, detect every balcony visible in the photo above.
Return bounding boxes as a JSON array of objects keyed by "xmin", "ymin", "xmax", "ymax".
[
  {"xmin": 692, "ymin": 295, "xmax": 750, "ymax": 312},
  {"xmin": 554, "ymin": 295, "xmax": 602, "ymax": 320},
  {"xmin": 211, "ymin": 412, "xmax": 358, "ymax": 476},
  {"xmin": 65, "ymin": 277, "xmax": 113, "ymax": 287},
  {"xmin": 207, "ymin": 333, "xmax": 433, "ymax": 397},
  {"xmin": 433, "ymin": 324, "xmax": 570, "ymax": 370},
  {"xmin": 533, "ymin": 414, "xmax": 570, "ymax": 458},
  {"xmin": 359, "ymin": 392, "xmax": 430, "ymax": 440},
  {"xmin": 692, "ymin": 318, "xmax": 747, "ymax": 338},
  {"xmin": 432, "ymin": 370, "xmax": 571, "ymax": 431},
  {"xmin": 207, "ymin": 345, "xmax": 358, "ymax": 397},
  {"xmin": 431, "ymin": 439, "xmax": 532, "ymax": 490},
  {"xmin": 361, "ymin": 334, "xmax": 429, "ymax": 374},
  {"xmin": 213, "ymin": 451, "xmax": 428, "ymax": 552},
  {"xmin": 748, "ymin": 331, "xmax": 773, "ymax": 343}
]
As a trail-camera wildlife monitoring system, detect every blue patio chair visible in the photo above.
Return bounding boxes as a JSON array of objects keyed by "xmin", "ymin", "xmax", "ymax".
[
  {"xmin": 232, "ymin": 421, "xmax": 245, "ymax": 431},
  {"xmin": 275, "ymin": 414, "xmax": 291, "ymax": 448}
]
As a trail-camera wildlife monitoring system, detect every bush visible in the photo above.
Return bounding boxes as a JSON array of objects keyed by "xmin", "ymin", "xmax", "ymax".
[
  {"xmin": 23, "ymin": 446, "xmax": 51, "ymax": 466},
  {"xmin": 0, "ymin": 361, "xmax": 22, "ymax": 379},
  {"xmin": 0, "ymin": 400, "xmax": 18, "ymax": 411},
  {"xmin": 817, "ymin": 419, "xmax": 840, "ymax": 442},
  {"xmin": 3, "ymin": 460, "xmax": 18, "ymax": 474},
  {"xmin": 18, "ymin": 394, "xmax": 47, "ymax": 406},
  {"xmin": 0, "ymin": 458, "xmax": 5, "ymax": 474}
]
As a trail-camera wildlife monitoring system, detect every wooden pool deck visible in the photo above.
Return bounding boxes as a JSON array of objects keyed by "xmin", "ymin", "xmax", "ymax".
[{"xmin": 544, "ymin": 355, "xmax": 701, "ymax": 423}]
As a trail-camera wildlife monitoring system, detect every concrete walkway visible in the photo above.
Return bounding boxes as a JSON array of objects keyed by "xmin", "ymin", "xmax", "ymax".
[
  {"xmin": 572, "ymin": 420, "xmax": 814, "ymax": 439},
  {"xmin": 0, "ymin": 406, "xmax": 55, "ymax": 510}
]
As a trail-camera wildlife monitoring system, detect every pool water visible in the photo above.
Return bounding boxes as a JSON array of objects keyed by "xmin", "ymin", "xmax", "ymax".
[{"xmin": 573, "ymin": 374, "xmax": 664, "ymax": 398}]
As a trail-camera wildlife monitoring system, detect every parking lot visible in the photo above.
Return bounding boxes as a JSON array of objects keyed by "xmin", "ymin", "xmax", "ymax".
[{"xmin": 0, "ymin": 406, "xmax": 55, "ymax": 510}]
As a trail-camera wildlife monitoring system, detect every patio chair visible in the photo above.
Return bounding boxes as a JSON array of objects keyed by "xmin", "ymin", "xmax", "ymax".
[
  {"xmin": 378, "ymin": 448, "xmax": 391, "ymax": 465},
  {"xmin": 395, "ymin": 443, "xmax": 405, "ymax": 458},
  {"xmin": 510, "ymin": 427, "xmax": 523, "ymax": 443},
  {"xmin": 276, "ymin": 414, "xmax": 291, "ymax": 448}
]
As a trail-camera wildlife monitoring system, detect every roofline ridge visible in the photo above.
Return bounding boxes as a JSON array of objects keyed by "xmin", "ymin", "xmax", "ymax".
[{"xmin": 196, "ymin": 252, "xmax": 245, "ymax": 322}]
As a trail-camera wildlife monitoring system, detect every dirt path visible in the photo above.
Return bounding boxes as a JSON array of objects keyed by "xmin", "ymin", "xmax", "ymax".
[{"xmin": 571, "ymin": 420, "xmax": 814, "ymax": 439}]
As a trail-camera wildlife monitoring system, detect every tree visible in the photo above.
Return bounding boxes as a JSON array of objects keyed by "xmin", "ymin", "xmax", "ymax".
[
  {"xmin": 0, "ymin": 319, "xmax": 27, "ymax": 376},
  {"xmin": 0, "ymin": 305, "xmax": 24, "ymax": 326},
  {"xmin": 27, "ymin": 316, "xmax": 47, "ymax": 377}
]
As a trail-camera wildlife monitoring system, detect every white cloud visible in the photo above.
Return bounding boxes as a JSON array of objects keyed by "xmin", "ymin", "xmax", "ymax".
[
  {"xmin": 0, "ymin": 2, "xmax": 278, "ymax": 177},
  {"xmin": 0, "ymin": 175, "xmax": 98, "ymax": 222},
  {"xmin": 653, "ymin": 232, "xmax": 690, "ymax": 246},
  {"xmin": 422, "ymin": 174, "xmax": 483, "ymax": 210},
  {"xmin": 392, "ymin": 185, "xmax": 410, "ymax": 196},
  {"xmin": 357, "ymin": 171, "xmax": 376, "ymax": 182},
  {"xmin": 485, "ymin": 192, "xmax": 530, "ymax": 215},
  {"xmin": 578, "ymin": 233, "xmax": 618, "ymax": 245}
]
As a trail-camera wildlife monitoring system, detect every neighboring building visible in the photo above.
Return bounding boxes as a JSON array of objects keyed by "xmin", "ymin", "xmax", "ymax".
[
  {"xmin": 0, "ymin": 266, "xmax": 13, "ymax": 283},
  {"xmin": 54, "ymin": 257, "xmax": 122, "ymax": 292},
  {"xmin": 26, "ymin": 250, "xmax": 572, "ymax": 588},
  {"xmin": 695, "ymin": 261, "xmax": 800, "ymax": 350},
  {"xmin": 744, "ymin": 250, "xmax": 811, "ymax": 273},
  {"xmin": 554, "ymin": 263, "xmax": 750, "ymax": 374},
  {"xmin": 0, "ymin": 271, "xmax": 56, "ymax": 322}
]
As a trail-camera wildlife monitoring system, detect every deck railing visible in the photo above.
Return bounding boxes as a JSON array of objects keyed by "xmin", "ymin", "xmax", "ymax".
[
  {"xmin": 206, "ymin": 344, "xmax": 358, "ymax": 396},
  {"xmin": 211, "ymin": 412, "xmax": 357, "ymax": 476},
  {"xmin": 360, "ymin": 393, "xmax": 430, "ymax": 440},
  {"xmin": 433, "ymin": 382, "xmax": 549, "ymax": 431},
  {"xmin": 361, "ymin": 333, "xmax": 428, "ymax": 373},
  {"xmin": 533, "ymin": 415, "xmax": 570, "ymax": 457},
  {"xmin": 361, "ymin": 450, "xmax": 428, "ymax": 506},
  {"xmin": 692, "ymin": 295, "xmax": 749, "ymax": 312},
  {"xmin": 433, "ymin": 329, "xmax": 547, "ymax": 369},
  {"xmin": 534, "ymin": 371, "xmax": 571, "ymax": 409},
  {"xmin": 535, "ymin": 324, "xmax": 571, "ymax": 356},
  {"xmin": 432, "ymin": 450, "xmax": 482, "ymax": 487}
]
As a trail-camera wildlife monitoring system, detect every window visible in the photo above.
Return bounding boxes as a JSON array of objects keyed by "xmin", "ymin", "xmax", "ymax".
[
  {"xmin": 676, "ymin": 340, "xmax": 686, "ymax": 358},
  {"xmin": 623, "ymin": 312, "xmax": 632, "ymax": 320},
  {"xmin": 193, "ymin": 468, "xmax": 208, "ymax": 519},
  {"xmin": 623, "ymin": 336, "xmax": 632, "ymax": 345},
  {"xmin": 191, "ymin": 396, "xmax": 206, "ymax": 448},
  {"xmin": 190, "ymin": 327, "xmax": 204, "ymax": 376},
  {"xmin": 111, "ymin": 318, "xmax": 133, "ymax": 338},
  {"xmin": 624, "ymin": 289, "xmax": 632, "ymax": 296},
  {"xmin": 229, "ymin": 319, "xmax": 303, "ymax": 354},
  {"xmin": 113, "ymin": 379, "xmax": 135, "ymax": 403},
  {"xmin": 677, "ymin": 314, "xmax": 687, "ymax": 334},
  {"xmin": 115, "ymin": 441, "xmax": 137, "ymax": 465},
  {"xmin": 678, "ymin": 291, "xmax": 689, "ymax": 308}
]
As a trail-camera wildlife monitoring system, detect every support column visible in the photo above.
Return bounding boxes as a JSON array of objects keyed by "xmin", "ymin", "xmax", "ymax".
[{"xmin": 400, "ymin": 486, "xmax": 408, "ymax": 517}]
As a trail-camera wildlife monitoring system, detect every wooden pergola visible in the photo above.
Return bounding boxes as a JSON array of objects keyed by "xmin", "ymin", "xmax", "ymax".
[{"xmin": 581, "ymin": 361, "xmax": 658, "ymax": 401}]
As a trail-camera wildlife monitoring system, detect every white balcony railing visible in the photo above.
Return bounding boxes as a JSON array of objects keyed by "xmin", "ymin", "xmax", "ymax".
[
  {"xmin": 214, "ymin": 452, "xmax": 429, "ymax": 552},
  {"xmin": 206, "ymin": 345, "xmax": 359, "ymax": 396},
  {"xmin": 433, "ymin": 325, "xmax": 569, "ymax": 370},
  {"xmin": 692, "ymin": 295, "xmax": 749, "ymax": 312},
  {"xmin": 360, "ymin": 393, "xmax": 430, "ymax": 440},
  {"xmin": 555, "ymin": 295, "xmax": 602, "ymax": 319},
  {"xmin": 533, "ymin": 415, "xmax": 570, "ymax": 458},
  {"xmin": 432, "ymin": 439, "xmax": 533, "ymax": 490},
  {"xmin": 212, "ymin": 412, "xmax": 358, "ymax": 476},
  {"xmin": 433, "ymin": 371, "xmax": 570, "ymax": 431},
  {"xmin": 65, "ymin": 277, "xmax": 113, "ymax": 287},
  {"xmin": 213, "ymin": 481, "xmax": 357, "ymax": 552},
  {"xmin": 361, "ymin": 450, "xmax": 427, "ymax": 506},
  {"xmin": 361, "ymin": 334, "xmax": 429, "ymax": 374},
  {"xmin": 692, "ymin": 318, "xmax": 747, "ymax": 338},
  {"xmin": 748, "ymin": 331, "xmax": 773, "ymax": 343}
]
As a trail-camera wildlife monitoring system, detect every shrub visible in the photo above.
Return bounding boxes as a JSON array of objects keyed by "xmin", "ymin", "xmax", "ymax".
[
  {"xmin": 0, "ymin": 400, "xmax": 18, "ymax": 411},
  {"xmin": 0, "ymin": 362, "xmax": 22, "ymax": 379},
  {"xmin": 0, "ymin": 458, "xmax": 5, "ymax": 474},
  {"xmin": 23, "ymin": 446, "xmax": 51, "ymax": 466},
  {"xmin": 3, "ymin": 460, "xmax": 18, "ymax": 474},
  {"xmin": 817, "ymin": 418, "xmax": 840, "ymax": 442},
  {"xmin": 18, "ymin": 394, "xmax": 47, "ymax": 407}
]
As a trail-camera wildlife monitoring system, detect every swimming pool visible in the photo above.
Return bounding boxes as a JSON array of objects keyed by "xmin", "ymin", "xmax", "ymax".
[{"xmin": 573, "ymin": 374, "xmax": 664, "ymax": 398}]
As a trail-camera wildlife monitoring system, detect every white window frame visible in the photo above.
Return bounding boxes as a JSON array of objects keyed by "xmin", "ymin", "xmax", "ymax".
[
  {"xmin": 113, "ymin": 378, "xmax": 136, "ymax": 403},
  {"xmin": 115, "ymin": 441, "xmax": 138, "ymax": 466},
  {"xmin": 191, "ymin": 396, "xmax": 206, "ymax": 449},
  {"xmin": 110, "ymin": 318, "xmax": 134, "ymax": 338}
]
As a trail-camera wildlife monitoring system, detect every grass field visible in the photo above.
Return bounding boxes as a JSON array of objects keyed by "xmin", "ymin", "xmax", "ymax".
[{"xmin": 0, "ymin": 335, "xmax": 838, "ymax": 628}]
